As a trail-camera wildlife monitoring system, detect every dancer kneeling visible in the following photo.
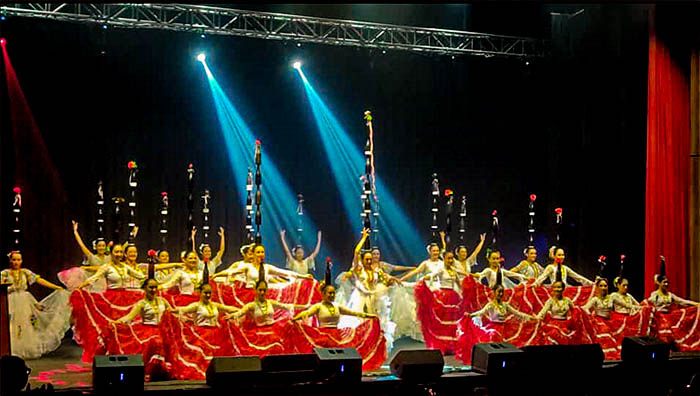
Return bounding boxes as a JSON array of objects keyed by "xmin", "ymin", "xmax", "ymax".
[
  {"xmin": 456, "ymin": 269, "xmax": 534, "ymax": 365},
  {"xmin": 290, "ymin": 260, "xmax": 386, "ymax": 371},
  {"xmin": 108, "ymin": 256, "xmax": 174, "ymax": 381}
]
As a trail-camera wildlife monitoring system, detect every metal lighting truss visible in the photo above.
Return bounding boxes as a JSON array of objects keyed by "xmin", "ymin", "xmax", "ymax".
[{"xmin": 0, "ymin": 3, "xmax": 549, "ymax": 58}]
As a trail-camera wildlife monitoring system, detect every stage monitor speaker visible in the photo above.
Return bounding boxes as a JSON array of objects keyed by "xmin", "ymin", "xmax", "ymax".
[
  {"xmin": 314, "ymin": 348, "xmax": 362, "ymax": 383},
  {"xmin": 206, "ymin": 356, "xmax": 262, "ymax": 388},
  {"xmin": 521, "ymin": 344, "xmax": 603, "ymax": 374},
  {"xmin": 621, "ymin": 336, "xmax": 671, "ymax": 365},
  {"xmin": 261, "ymin": 353, "xmax": 317, "ymax": 383},
  {"xmin": 471, "ymin": 342, "xmax": 524, "ymax": 375},
  {"xmin": 92, "ymin": 355, "xmax": 144, "ymax": 392},
  {"xmin": 390, "ymin": 349, "xmax": 444, "ymax": 382}
]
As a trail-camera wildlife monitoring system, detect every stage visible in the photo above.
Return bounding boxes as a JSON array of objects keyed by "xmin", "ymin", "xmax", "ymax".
[{"xmin": 22, "ymin": 334, "xmax": 700, "ymax": 396}]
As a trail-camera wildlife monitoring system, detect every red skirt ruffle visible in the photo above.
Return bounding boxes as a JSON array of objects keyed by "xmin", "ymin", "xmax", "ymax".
[
  {"xmin": 414, "ymin": 281, "xmax": 464, "ymax": 355},
  {"xmin": 287, "ymin": 318, "xmax": 387, "ymax": 371},
  {"xmin": 102, "ymin": 322, "xmax": 170, "ymax": 381},
  {"xmin": 212, "ymin": 279, "xmax": 322, "ymax": 309},
  {"xmin": 651, "ymin": 305, "xmax": 700, "ymax": 351},
  {"xmin": 455, "ymin": 315, "xmax": 541, "ymax": 365}
]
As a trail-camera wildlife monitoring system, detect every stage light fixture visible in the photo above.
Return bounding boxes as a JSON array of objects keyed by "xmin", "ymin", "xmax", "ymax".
[
  {"xmin": 0, "ymin": 16, "xmax": 6, "ymax": 21},
  {"xmin": 296, "ymin": 43, "xmax": 302, "ymax": 47},
  {"xmin": 102, "ymin": 24, "xmax": 107, "ymax": 30},
  {"xmin": 197, "ymin": 53, "xmax": 206, "ymax": 63},
  {"xmin": 201, "ymin": 34, "xmax": 206, "ymax": 39},
  {"xmin": 292, "ymin": 61, "xmax": 302, "ymax": 70}
]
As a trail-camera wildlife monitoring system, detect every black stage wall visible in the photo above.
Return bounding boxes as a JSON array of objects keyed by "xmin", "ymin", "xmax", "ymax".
[{"xmin": 0, "ymin": 5, "xmax": 651, "ymax": 299}]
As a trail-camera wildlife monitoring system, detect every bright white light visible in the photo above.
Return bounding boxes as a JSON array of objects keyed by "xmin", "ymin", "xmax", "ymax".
[
  {"xmin": 292, "ymin": 61, "xmax": 302, "ymax": 70},
  {"xmin": 196, "ymin": 53, "xmax": 206, "ymax": 63}
]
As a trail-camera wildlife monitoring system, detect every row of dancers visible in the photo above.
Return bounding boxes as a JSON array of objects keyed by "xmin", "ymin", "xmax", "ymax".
[{"xmin": 3, "ymin": 223, "xmax": 699, "ymax": 381}]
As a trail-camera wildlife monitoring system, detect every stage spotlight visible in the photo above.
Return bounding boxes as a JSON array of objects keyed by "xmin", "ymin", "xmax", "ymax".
[
  {"xmin": 197, "ymin": 53, "xmax": 206, "ymax": 63},
  {"xmin": 101, "ymin": 24, "xmax": 107, "ymax": 30},
  {"xmin": 292, "ymin": 61, "xmax": 302, "ymax": 70},
  {"xmin": 201, "ymin": 33, "xmax": 206, "ymax": 39},
  {"xmin": 296, "ymin": 43, "xmax": 302, "ymax": 47},
  {"xmin": 0, "ymin": 16, "xmax": 6, "ymax": 21}
]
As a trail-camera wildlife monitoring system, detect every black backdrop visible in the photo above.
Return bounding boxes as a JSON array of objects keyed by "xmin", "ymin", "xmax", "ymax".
[{"xmin": 0, "ymin": 5, "xmax": 650, "ymax": 299}]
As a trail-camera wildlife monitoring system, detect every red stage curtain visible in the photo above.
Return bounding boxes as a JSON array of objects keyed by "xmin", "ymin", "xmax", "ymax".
[{"xmin": 645, "ymin": 30, "xmax": 690, "ymax": 297}]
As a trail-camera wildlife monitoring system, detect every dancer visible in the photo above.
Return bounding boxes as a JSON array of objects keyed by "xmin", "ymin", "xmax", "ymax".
[
  {"xmin": 610, "ymin": 277, "xmax": 641, "ymax": 314},
  {"xmin": 159, "ymin": 251, "xmax": 204, "ymax": 296},
  {"xmin": 79, "ymin": 244, "xmax": 146, "ymax": 289},
  {"xmin": 2, "ymin": 251, "xmax": 70, "ymax": 359},
  {"xmin": 370, "ymin": 247, "xmax": 414, "ymax": 275},
  {"xmin": 399, "ymin": 243, "xmax": 444, "ymax": 282},
  {"xmin": 290, "ymin": 260, "xmax": 386, "ymax": 371},
  {"xmin": 191, "ymin": 226, "xmax": 225, "ymax": 275},
  {"xmin": 534, "ymin": 265, "xmax": 589, "ymax": 345},
  {"xmin": 109, "ymin": 259, "xmax": 174, "ymax": 380},
  {"xmin": 533, "ymin": 246, "xmax": 593, "ymax": 286},
  {"xmin": 510, "ymin": 246, "xmax": 545, "ymax": 280},
  {"xmin": 423, "ymin": 251, "xmax": 469, "ymax": 291},
  {"xmin": 211, "ymin": 243, "xmax": 255, "ymax": 284},
  {"xmin": 72, "ymin": 221, "xmax": 110, "ymax": 266},
  {"xmin": 441, "ymin": 232, "xmax": 486, "ymax": 274},
  {"xmin": 122, "ymin": 244, "xmax": 181, "ymax": 289},
  {"xmin": 224, "ymin": 244, "xmax": 312, "ymax": 288},
  {"xmin": 648, "ymin": 258, "xmax": 699, "ymax": 311},
  {"xmin": 474, "ymin": 249, "xmax": 527, "ymax": 288},
  {"xmin": 280, "ymin": 229, "xmax": 322, "ymax": 276},
  {"xmin": 456, "ymin": 270, "xmax": 534, "ymax": 364}
]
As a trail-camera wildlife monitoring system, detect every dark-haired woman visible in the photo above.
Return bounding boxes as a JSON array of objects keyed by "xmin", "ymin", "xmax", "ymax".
[
  {"xmin": 647, "ymin": 268, "xmax": 700, "ymax": 351},
  {"xmin": 534, "ymin": 275, "xmax": 590, "ymax": 346},
  {"xmin": 59, "ymin": 221, "xmax": 111, "ymax": 292},
  {"xmin": 510, "ymin": 246, "xmax": 545, "ymax": 280},
  {"xmin": 2, "ymin": 251, "xmax": 70, "ymax": 360},
  {"xmin": 474, "ymin": 249, "xmax": 527, "ymax": 289},
  {"xmin": 533, "ymin": 247, "xmax": 593, "ymax": 286},
  {"xmin": 415, "ymin": 251, "xmax": 470, "ymax": 354},
  {"xmin": 455, "ymin": 277, "xmax": 535, "ymax": 364},
  {"xmin": 290, "ymin": 264, "xmax": 385, "ymax": 371},
  {"xmin": 106, "ymin": 277, "xmax": 175, "ymax": 381},
  {"xmin": 443, "ymin": 232, "xmax": 486, "ymax": 275}
]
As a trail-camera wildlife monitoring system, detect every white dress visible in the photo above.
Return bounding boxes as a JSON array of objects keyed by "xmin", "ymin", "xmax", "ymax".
[
  {"xmin": 534, "ymin": 264, "xmax": 592, "ymax": 286},
  {"xmin": 340, "ymin": 268, "xmax": 396, "ymax": 350},
  {"xmin": 285, "ymin": 257, "xmax": 315, "ymax": 276},
  {"xmin": 1, "ymin": 269, "xmax": 71, "ymax": 359},
  {"xmin": 476, "ymin": 267, "xmax": 524, "ymax": 289},
  {"xmin": 84, "ymin": 263, "xmax": 145, "ymax": 289}
]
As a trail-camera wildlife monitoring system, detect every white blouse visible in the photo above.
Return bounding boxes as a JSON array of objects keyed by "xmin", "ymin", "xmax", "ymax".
[
  {"xmin": 160, "ymin": 269, "xmax": 203, "ymax": 295},
  {"xmin": 120, "ymin": 298, "xmax": 168, "ymax": 325},
  {"xmin": 537, "ymin": 297, "xmax": 574, "ymax": 320},
  {"xmin": 534, "ymin": 264, "xmax": 592, "ymax": 287},
  {"xmin": 85, "ymin": 263, "xmax": 145, "ymax": 289},
  {"xmin": 1, "ymin": 268, "xmax": 38, "ymax": 293},
  {"xmin": 286, "ymin": 257, "xmax": 315, "ymax": 276},
  {"xmin": 180, "ymin": 301, "xmax": 220, "ymax": 327},
  {"xmin": 471, "ymin": 300, "xmax": 530, "ymax": 322},
  {"xmin": 648, "ymin": 291, "xmax": 697, "ymax": 313},
  {"xmin": 609, "ymin": 292, "xmax": 640, "ymax": 314},
  {"xmin": 583, "ymin": 296, "xmax": 612, "ymax": 319}
]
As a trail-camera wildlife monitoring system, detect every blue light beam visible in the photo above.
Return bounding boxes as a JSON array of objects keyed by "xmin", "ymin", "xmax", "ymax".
[
  {"xmin": 200, "ymin": 61, "xmax": 330, "ymax": 273},
  {"xmin": 295, "ymin": 67, "xmax": 425, "ymax": 265}
]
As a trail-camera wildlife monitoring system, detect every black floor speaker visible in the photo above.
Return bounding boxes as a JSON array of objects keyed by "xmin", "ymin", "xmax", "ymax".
[
  {"xmin": 314, "ymin": 348, "xmax": 362, "ymax": 383},
  {"xmin": 206, "ymin": 356, "xmax": 262, "ymax": 388},
  {"xmin": 390, "ymin": 349, "xmax": 444, "ymax": 382},
  {"xmin": 92, "ymin": 355, "xmax": 144, "ymax": 392},
  {"xmin": 621, "ymin": 336, "xmax": 671, "ymax": 364},
  {"xmin": 261, "ymin": 353, "xmax": 318, "ymax": 383},
  {"xmin": 471, "ymin": 342, "xmax": 524, "ymax": 374}
]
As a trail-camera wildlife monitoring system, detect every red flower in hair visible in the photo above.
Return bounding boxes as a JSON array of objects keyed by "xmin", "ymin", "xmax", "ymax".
[
  {"xmin": 108, "ymin": 241, "xmax": 114, "ymax": 247},
  {"xmin": 555, "ymin": 208, "xmax": 563, "ymax": 214},
  {"xmin": 147, "ymin": 249, "xmax": 157, "ymax": 257},
  {"xmin": 127, "ymin": 161, "xmax": 137, "ymax": 169},
  {"xmin": 620, "ymin": 254, "xmax": 626, "ymax": 261},
  {"xmin": 255, "ymin": 139, "xmax": 261, "ymax": 145},
  {"xmin": 530, "ymin": 194, "xmax": 536, "ymax": 201},
  {"xmin": 161, "ymin": 191, "xmax": 168, "ymax": 196},
  {"xmin": 599, "ymin": 255, "xmax": 606, "ymax": 262},
  {"xmin": 188, "ymin": 163, "xmax": 193, "ymax": 169},
  {"xmin": 13, "ymin": 187, "xmax": 21, "ymax": 194},
  {"xmin": 444, "ymin": 189, "xmax": 453, "ymax": 196},
  {"xmin": 492, "ymin": 210, "xmax": 498, "ymax": 216},
  {"xmin": 499, "ymin": 257, "xmax": 505, "ymax": 263}
]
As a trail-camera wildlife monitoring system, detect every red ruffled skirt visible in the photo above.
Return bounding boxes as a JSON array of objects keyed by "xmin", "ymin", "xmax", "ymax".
[
  {"xmin": 414, "ymin": 280, "xmax": 464, "ymax": 355},
  {"xmin": 102, "ymin": 322, "xmax": 170, "ymax": 381},
  {"xmin": 455, "ymin": 314, "xmax": 541, "ymax": 365},
  {"xmin": 651, "ymin": 305, "xmax": 700, "ymax": 351},
  {"xmin": 287, "ymin": 318, "xmax": 387, "ymax": 371},
  {"xmin": 212, "ymin": 279, "xmax": 322, "ymax": 309}
]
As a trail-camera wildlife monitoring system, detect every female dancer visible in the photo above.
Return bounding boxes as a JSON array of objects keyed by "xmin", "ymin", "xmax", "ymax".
[
  {"xmin": 72, "ymin": 221, "xmax": 110, "ymax": 266},
  {"xmin": 510, "ymin": 246, "xmax": 545, "ymax": 280},
  {"xmin": 160, "ymin": 267, "xmax": 238, "ymax": 380},
  {"xmin": 290, "ymin": 262, "xmax": 385, "ymax": 371},
  {"xmin": 109, "ymin": 262, "xmax": 174, "ymax": 381},
  {"xmin": 159, "ymin": 251, "xmax": 204, "ymax": 296},
  {"xmin": 79, "ymin": 244, "xmax": 146, "ymax": 290},
  {"xmin": 474, "ymin": 249, "xmax": 527, "ymax": 288},
  {"xmin": 191, "ymin": 227, "xmax": 225, "ymax": 275},
  {"xmin": 280, "ymin": 229, "xmax": 322, "ymax": 276},
  {"xmin": 224, "ymin": 244, "xmax": 312, "ymax": 288},
  {"xmin": 456, "ymin": 270, "xmax": 534, "ymax": 364},
  {"xmin": 211, "ymin": 243, "xmax": 255, "ymax": 284},
  {"xmin": 2, "ymin": 251, "xmax": 70, "ymax": 359},
  {"xmin": 534, "ymin": 266, "xmax": 589, "ymax": 345},
  {"xmin": 415, "ymin": 251, "xmax": 471, "ymax": 354},
  {"xmin": 610, "ymin": 277, "xmax": 641, "ymax": 314},
  {"xmin": 441, "ymin": 232, "xmax": 486, "ymax": 274},
  {"xmin": 398, "ymin": 243, "xmax": 444, "ymax": 282},
  {"xmin": 533, "ymin": 246, "xmax": 593, "ymax": 286}
]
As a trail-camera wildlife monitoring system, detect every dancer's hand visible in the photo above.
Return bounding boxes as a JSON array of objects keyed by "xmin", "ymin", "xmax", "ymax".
[
  {"xmin": 218, "ymin": 227, "xmax": 224, "ymax": 237},
  {"xmin": 363, "ymin": 313, "xmax": 378, "ymax": 319},
  {"xmin": 479, "ymin": 233, "xmax": 486, "ymax": 242},
  {"xmin": 280, "ymin": 229, "xmax": 286, "ymax": 237},
  {"xmin": 72, "ymin": 221, "xmax": 79, "ymax": 232}
]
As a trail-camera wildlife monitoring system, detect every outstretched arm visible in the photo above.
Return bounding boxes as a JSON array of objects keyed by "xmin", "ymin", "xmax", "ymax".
[
  {"xmin": 280, "ymin": 230, "xmax": 294, "ymax": 262},
  {"xmin": 72, "ymin": 221, "xmax": 93, "ymax": 259},
  {"xmin": 36, "ymin": 277, "xmax": 64, "ymax": 291},
  {"xmin": 506, "ymin": 303, "xmax": 535, "ymax": 320},
  {"xmin": 79, "ymin": 266, "xmax": 107, "ymax": 289},
  {"xmin": 532, "ymin": 266, "xmax": 552, "ymax": 287},
  {"xmin": 469, "ymin": 302, "xmax": 491, "ymax": 318},
  {"xmin": 214, "ymin": 227, "xmax": 225, "ymax": 263},
  {"xmin": 191, "ymin": 227, "xmax": 197, "ymax": 253},
  {"xmin": 671, "ymin": 293, "xmax": 700, "ymax": 307},
  {"xmin": 399, "ymin": 262, "xmax": 426, "ymax": 282},
  {"xmin": 292, "ymin": 304, "xmax": 321, "ymax": 321},
  {"xmin": 308, "ymin": 231, "xmax": 322, "ymax": 261},
  {"xmin": 339, "ymin": 305, "xmax": 376, "ymax": 319},
  {"xmin": 353, "ymin": 229, "xmax": 370, "ymax": 269},
  {"xmin": 115, "ymin": 302, "xmax": 143, "ymax": 324},
  {"xmin": 122, "ymin": 226, "xmax": 138, "ymax": 250},
  {"xmin": 466, "ymin": 233, "xmax": 487, "ymax": 265},
  {"xmin": 213, "ymin": 302, "xmax": 239, "ymax": 314},
  {"xmin": 566, "ymin": 266, "xmax": 593, "ymax": 286},
  {"xmin": 439, "ymin": 232, "xmax": 447, "ymax": 253}
]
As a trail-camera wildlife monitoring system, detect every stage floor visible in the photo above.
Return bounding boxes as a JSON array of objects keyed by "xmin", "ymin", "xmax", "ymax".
[{"xmin": 24, "ymin": 336, "xmax": 469, "ymax": 390}]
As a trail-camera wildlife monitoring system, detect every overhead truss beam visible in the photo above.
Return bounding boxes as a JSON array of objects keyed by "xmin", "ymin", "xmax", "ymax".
[{"xmin": 0, "ymin": 3, "xmax": 549, "ymax": 58}]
